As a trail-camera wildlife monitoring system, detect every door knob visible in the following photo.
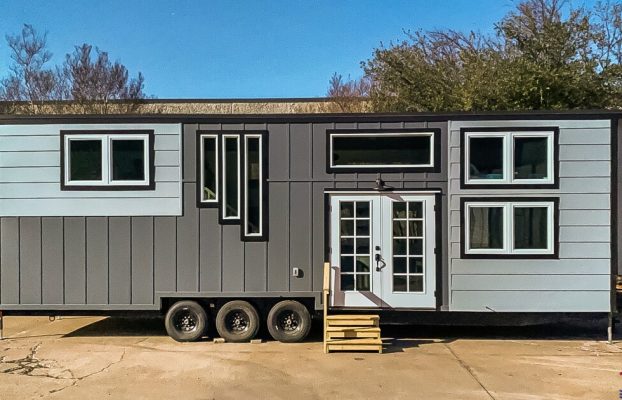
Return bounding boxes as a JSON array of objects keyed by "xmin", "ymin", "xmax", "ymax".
[{"xmin": 375, "ymin": 253, "xmax": 386, "ymax": 271}]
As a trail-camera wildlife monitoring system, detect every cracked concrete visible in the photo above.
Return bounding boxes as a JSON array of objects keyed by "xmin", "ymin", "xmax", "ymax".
[{"xmin": 0, "ymin": 316, "xmax": 621, "ymax": 399}]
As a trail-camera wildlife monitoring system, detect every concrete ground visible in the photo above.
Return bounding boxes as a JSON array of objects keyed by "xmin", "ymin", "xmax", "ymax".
[{"xmin": 0, "ymin": 316, "xmax": 621, "ymax": 399}]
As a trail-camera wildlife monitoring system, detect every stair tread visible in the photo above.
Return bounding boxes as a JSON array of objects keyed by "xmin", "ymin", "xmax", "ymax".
[
  {"xmin": 326, "ymin": 327, "xmax": 380, "ymax": 332},
  {"xmin": 326, "ymin": 338, "xmax": 382, "ymax": 345},
  {"xmin": 326, "ymin": 314, "xmax": 379, "ymax": 320}
]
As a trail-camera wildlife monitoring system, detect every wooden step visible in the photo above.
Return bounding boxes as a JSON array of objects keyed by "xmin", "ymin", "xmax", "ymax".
[
  {"xmin": 325, "ymin": 338, "xmax": 383, "ymax": 353},
  {"xmin": 326, "ymin": 319, "xmax": 378, "ymax": 327},
  {"xmin": 326, "ymin": 327, "xmax": 381, "ymax": 339},
  {"xmin": 326, "ymin": 314, "xmax": 379, "ymax": 320}
]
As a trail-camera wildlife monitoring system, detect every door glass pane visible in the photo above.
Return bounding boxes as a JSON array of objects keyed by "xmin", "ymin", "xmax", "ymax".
[
  {"xmin": 514, "ymin": 137, "xmax": 548, "ymax": 180},
  {"xmin": 69, "ymin": 139, "xmax": 102, "ymax": 181},
  {"xmin": 469, "ymin": 137, "xmax": 504, "ymax": 180},
  {"xmin": 201, "ymin": 136, "xmax": 217, "ymax": 201},
  {"xmin": 392, "ymin": 201, "xmax": 425, "ymax": 293},
  {"xmin": 341, "ymin": 275, "xmax": 354, "ymax": 291},
  {"xmin": 356, "ymin": 256, "xmax": 370, "ymax": 272},
  {"xmin": 469, "ymin": 206, "xmax": 504, "ymax": 249},
  {"xmin": 393, "ymin": 257, "xmax": 407, "ymax": 273},
  {"xmin": 112, "ymin": 139, "xmax": 145, "ymax": 181},
  {"xmin": 340, "ymin": 202, "xmax": 354, "ymax": 218},
  {"xmin": 514, "ymin": 207, "xmax": 549, "ymax": 249},
  {"xmin": 223, "ymin": 137, "xmax": 239, "ymax": 218},
  {"xmin": 338, "ymin": 200, "xmax": 372, "ymax": 292},
  {"xmin": 393, "ymin": 276, "xmax": 407, "ymax": 292},
  {"xmin": 340, "ymin": 220, "xmax": 354, "ymax": 236},
  {"xmin": 245, "ymin": 136, "xmax": 261, "ymax": 234},
  {"xmin": 332, "ymin": 134, "xmax": 432, "ymax": 166}
]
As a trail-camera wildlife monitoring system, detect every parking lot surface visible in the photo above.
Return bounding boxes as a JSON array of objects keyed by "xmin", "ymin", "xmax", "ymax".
[{"xmin": 0, "ymin": 316, "xmax": 620, "ymax": 399}]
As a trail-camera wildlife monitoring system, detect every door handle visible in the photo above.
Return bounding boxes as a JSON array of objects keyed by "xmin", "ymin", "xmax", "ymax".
[{"xmin": 375, "ymin": 253, "xmax": 386, "ymax": 272}]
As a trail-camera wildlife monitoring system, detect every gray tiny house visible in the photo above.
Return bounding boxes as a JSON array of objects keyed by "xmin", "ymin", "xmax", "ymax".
[{"xmin": 0, "ymin": 111, "xmax": 618, "ymax": 342}]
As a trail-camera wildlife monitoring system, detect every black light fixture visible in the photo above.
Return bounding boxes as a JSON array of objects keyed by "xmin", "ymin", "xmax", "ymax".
[{"xmin": 373, "ymin": 174, "xmax": 394, "ymax": 191}]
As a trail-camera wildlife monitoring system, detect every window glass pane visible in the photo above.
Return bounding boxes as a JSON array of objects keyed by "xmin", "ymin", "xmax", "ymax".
[
  {"xmin": 514, "ymin": 207, "xmax": 549, "ymax": 249},
  {"xmin": 356, "ymin": 220, "xmax": 370, "ymax": 236},
  {"xmin": 393, "ymin": 257, "xmax": 407, "ymax": 273},
  {"xmin": 202, "ymin": 137, "xmax": 217, "ymax": 201},
  {"xmin": 469, "ymin": 137, "xmax": 504, "ymax": 180},
  {"xmin": 245, "ymin": 137, "xmax": 261, "ymax": 233},
  {"xmin": 332, "ymin": 134, "xmax": 431, "ymax": 166},
  {"xmin": 340, "ymin": 256, "xmax": 354, "ymax": 273},
  {"xmin": 112, "ymin": 139, "xmax": 145, "ymax": 181},
  {"xmin": 69, "ymin": 140, "xmax": 102, "ymax": 181},
  {"xmin": 514, "ymin": 137, "xmax": 548, "ymax": 180},
  {"xmin": 356, "ymin": 275, "xmax": 370, "ymax": 291},
  {"xmin": 340, "ymin": 202, "xmax": 354, "ymax": 218},
  {"xmin": 341, "ymin": 275, "xmax": 354, "ymax": 291},
  {"xmin": 393, "ymin": 276, "xmax": 407, "ymax": 292},
  {"xmin": 409, "ymin": 276, "xmax": 423, "ymax": 292},
  {"xmin": 340, "ymin": 219, "xmax": 354, "ymax": 236},
  {"xmin": 469, "ymin": 206, "xmax": 504, "ymax": 249},
  {"xmin": 356, "ymin": 256, "xmax": 370, "ymax": 272},
  {"xmin": 224, "ymin": 137, "xmax": 239, "ymax": 218}
]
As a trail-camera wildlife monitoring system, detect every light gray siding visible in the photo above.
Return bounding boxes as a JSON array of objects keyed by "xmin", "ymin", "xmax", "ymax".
[
  {"xmin": 448, "ymin": 119, "xmax": 611, "ymax": 312},
  {"xmin": 0, "ymin": 123, "xmax": 182, "ymax": 216}
]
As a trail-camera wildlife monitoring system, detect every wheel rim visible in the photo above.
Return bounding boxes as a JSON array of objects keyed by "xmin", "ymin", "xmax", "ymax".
[
  {"xmin": 225, "ymin": 310, "xmax": 251, "ymax": 334},
  {"xmin": 172, "ymin": 307, "xmax": 199, "ymax": 334},
  {"xmin": 276, "ymin": 309, "xmax": 301, "ymax": 333}
]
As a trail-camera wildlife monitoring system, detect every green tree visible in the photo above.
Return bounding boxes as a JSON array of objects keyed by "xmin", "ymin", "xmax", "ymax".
[{"xmin": 331, "ymin": 0, "xmax": 622, "ymax": 112}]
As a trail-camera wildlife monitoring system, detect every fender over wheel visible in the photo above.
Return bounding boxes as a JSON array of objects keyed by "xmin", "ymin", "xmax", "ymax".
[
  {"xmin": 267, "ymin": 300, "xmax": 312, "ymax": 343},
  {"xmin": 164, "ymin": 300, "xmax": 208, "ymax": 342},
  {"xmin": 215, "ymin": 300, "xmax": 260, "ymax": 343}
]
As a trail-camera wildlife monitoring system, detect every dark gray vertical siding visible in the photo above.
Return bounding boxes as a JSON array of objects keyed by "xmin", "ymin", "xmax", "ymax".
[
  {"xmin": 132, "ymin": 217, "xmax": 154, "ymax": 304},
  {"xmin": 177, "ymin": 183, "xmax": 199, "ymax": 292},
  {"xmin": 267, "ymin": 182, "xmax": 289, "ymax": 292},
  {"xmin": 183, "ymin": 124, "xmax": 198, "ymax": 182},
  {"xmin": 108, "ymin": 217, "xmax": 131, "ymax": 304},
  {"xmin": 19, "ymin": 217, "xmax": 41, "ymax": 304},
  {"xmin": 86, "ymin": 218, "xmax": 108, "ymax": 304},
  {"xmin": 312, "ymin": 123, "xmax": 333, "ymax": 181},
  {"xmin": 41, "ymin": 218, "xmax": 63, "ymax": 304},
  {"xmin": 289, "ymin": 182, "xmax": 312, "ymax": 291},
  {"xmin": 199, "ymin": 208, "xmax": 221, "ymax": 292},
  {"xmin": 154, "ymin": 217, "xmax": 176, "ymax": 293},
  {"xmin": 290, "ymin": 124, "xmax": 312, "ymax": 180},
  {"xmin": 1, "ymin": 218, "xmax": 19, "ymax": 304},
  {"xmin": 64, "ymin": 217, "xmax": 85, "ymax": 304},
  {"xmin": 268, "ymin": 124, "xmax": 288, "ymax": 181},
  {"xmin": 221, "ymin": 226, "xmax": 244, "ymax": 292},
  {"xmin": 312, "ymin": 183, "xmax": 327, "ymax": 292},
  {"xmin": 244, "ymin": 242, "xmax": 266, "ymax": 292}
]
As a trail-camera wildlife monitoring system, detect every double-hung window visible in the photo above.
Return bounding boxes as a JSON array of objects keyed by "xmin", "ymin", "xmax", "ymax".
[
  {"xmin": 61, "ymin": 130, "xmax": 153, "ymax": 190},
  {"xmin": 461, "ymin": 198, "xmax": 558, "ymax": 258},
  {"xmin": 197, "ymin": 131, "xmax": 268, "ymax": 241},
  {"xmin": 462, "ymin": 128, "xmax": 557, "ymax": 188}
]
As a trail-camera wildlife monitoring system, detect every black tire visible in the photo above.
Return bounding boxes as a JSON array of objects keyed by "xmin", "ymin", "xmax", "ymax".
[
  {"xmin": 164, "ymin": 300, "xmax": 208, "ymax": 342},
  {"xmin": 215, "ymin": 300, "xmax": 260, "ymax": 343},
  {"xmin": 267, "ymin": 300, "xmax": 312, "ymax": 343}
]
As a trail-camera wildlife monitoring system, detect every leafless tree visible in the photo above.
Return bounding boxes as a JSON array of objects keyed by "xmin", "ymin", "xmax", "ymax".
[{"xmin": 326, "ymin": 73, "xmax": 371, "ymax": 112}]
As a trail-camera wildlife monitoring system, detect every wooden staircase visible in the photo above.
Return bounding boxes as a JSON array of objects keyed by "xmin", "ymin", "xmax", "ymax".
[{"xmin": 323, "ymin": 263, "xmax": 383, "ymax": 353}]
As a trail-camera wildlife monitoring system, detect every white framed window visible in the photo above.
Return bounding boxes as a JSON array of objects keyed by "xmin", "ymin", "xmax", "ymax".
[
  {"xmin": 464, "ymin": 130, "xmax": 555, "ymax": 186},
  {"xmin": 62, "ymin": 131, "xmax": 151, "ymax": 189},
  {"xmin": 244, "ymin": 134, "xmax": 264, "ymax": 237},
  {"xmin": 463, "ymin": 199, "xmax": 556, "ymax": 257},
  {"xmin": 328, "ymin": 130, "xmax": 436, "ymax": 171},
  {"xmin": 199, "ymin": 134, "xmax": 219, "ymax": 203},
  {"xmin": 221, "ymin": 134, "xmax": 241, "ymax": 220}
]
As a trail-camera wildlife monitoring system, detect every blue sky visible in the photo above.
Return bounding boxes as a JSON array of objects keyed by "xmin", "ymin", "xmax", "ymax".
[{"xmin": 0, "ymin": 0, "xmax": 599, "ymax": 99}]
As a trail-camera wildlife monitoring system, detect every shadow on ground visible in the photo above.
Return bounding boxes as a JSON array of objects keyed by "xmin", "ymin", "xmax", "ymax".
[{"xmin": 63, "ymin": 314, "xmax": 613, "ymax": 349}]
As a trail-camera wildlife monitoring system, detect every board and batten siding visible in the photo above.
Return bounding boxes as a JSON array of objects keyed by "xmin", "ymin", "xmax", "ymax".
[
  {"xmin": 0, "ymin": 123, "xmax": 182, "ymax": 216},
  {"xmin": 448, "ymin": 119, "xmax": 611, "ymax": 312}
]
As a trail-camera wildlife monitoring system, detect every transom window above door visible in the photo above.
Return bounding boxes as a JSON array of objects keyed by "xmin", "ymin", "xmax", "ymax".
[
  {"xmin": 461, "ymin": 127, "xmax": 558, "ymax": 188},
  {"xmin": 327, "ymin": 129, "xmax": 440, "ymax": 173},
  {"xmin": 61, "ymin": 130, "xmax": 154, "ymax": 190}
]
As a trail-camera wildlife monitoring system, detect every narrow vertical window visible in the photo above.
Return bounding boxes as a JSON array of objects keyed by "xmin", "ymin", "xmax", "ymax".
[
  {"xmin": 244, "ymin": 135, "xmax": 262, "ymax": 236},
  {"xmin": 222, "ymin": 135, "xmax": 240, "ymax": 219},
  {"xmin": 200, "ymin": 135, "xmax": 218, "ymax": 203}
]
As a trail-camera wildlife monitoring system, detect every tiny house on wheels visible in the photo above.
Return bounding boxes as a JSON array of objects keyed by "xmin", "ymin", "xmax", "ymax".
[{"xmin": 0, "ymin": 110, "xmax": 618, "ymax": 344}]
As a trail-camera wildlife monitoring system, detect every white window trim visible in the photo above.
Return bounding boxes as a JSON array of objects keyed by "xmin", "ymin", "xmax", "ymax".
[
  {"xmin": 465, "ymin": 131, "xmax": 554, "ymax": 185},
  {"xmin": 244, "ymin": 134, "xmax": 263, "ymax": 237},
  {"xmin": 464, "ymin": 201, "xmax": 554, "ymax": 255},
  {"xmin": 329, "ymin": 132, "xmax": 435, "ymax": 169},
  {"xmin": 199, "ymin": 134, "xmax": 219, "ymax": 203},
  {"xmin": 222, "ymin": 134, "xmax": 241, "ymax": 219},
  {"xmin": 64, "ymin": 133, "xmax": 150, "ymax": 187}
]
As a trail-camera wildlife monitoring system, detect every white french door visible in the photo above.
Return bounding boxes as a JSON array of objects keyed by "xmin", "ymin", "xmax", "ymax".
[{"xmin": 329, "ymin": 192, "xmax": 437, "ymax": 309}]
